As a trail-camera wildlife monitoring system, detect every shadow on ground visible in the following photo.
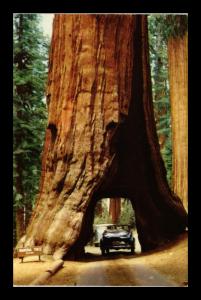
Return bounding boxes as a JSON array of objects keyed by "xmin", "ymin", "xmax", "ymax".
[{"xmin": 66, "ymin": 232, "xmax": 188, "ymax": 263}]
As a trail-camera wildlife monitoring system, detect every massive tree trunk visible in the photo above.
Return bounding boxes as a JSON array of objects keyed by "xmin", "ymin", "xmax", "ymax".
[
  {"xmin": 168, "ymin": 32, "xmax": 188, "ymax": 212},
  {"xmin": 18, "ymin": 14, "xmax": 187, "ymax": 259}
]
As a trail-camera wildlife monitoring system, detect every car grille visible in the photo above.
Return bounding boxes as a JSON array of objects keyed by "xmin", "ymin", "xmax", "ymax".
[
  {"xmin": 103, "ymin": 237, "xmax": 130, "ymax": 246},
  {"xmin": 112, "ymin": 241, "xmax": 126, "ymax": 245}
]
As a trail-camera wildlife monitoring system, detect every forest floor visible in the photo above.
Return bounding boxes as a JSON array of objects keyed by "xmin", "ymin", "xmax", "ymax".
[{"xmin": 13, "ymin": 232, "xmax": 188, "ymax": 287}]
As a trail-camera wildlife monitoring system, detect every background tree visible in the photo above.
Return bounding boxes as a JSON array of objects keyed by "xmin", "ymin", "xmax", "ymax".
[
  {"xmin": 118, "ymin": 199, "xmax": 136, "ymax": 227},
  {"xmin": 94, "ymin": 198, "xmax": 135, "ymax": 227},
  {"xmin": 167, "ymin": 16, "xmax": 188, "ymax": 212},
  {"xmin": 13, "ymin": 14, "xmax": 49, "ymax": 244},
  {"xmin": 109, "ymin": 198, "xmax": 121, "ymax": 224},
  {"xmin": 150, "ymin": 15, "xmax": 188, "ymax": 211},
  {"xmin": 94, "ymin": 200, "xmax": 112, "ymax": 225},
  {"xmin": 148, "ymin": 16, "xmax": 172, "ymax": 187}
]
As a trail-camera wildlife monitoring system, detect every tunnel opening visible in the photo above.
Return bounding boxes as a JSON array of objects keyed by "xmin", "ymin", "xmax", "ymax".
[
  {"xmin": 86, "ymin": 198, "xmax": 142, "ymax": 256},
  {"xmin": 65, "ymin": 197, "xmax": 142, "ymax": 260}
]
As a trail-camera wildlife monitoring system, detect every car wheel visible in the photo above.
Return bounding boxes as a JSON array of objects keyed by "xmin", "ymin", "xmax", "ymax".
[
  {"xmin": 101, "ymin": 248, "xmax": 106, "ymax": 256},
  {"xmin": 130, "ymin": 241, "xmax": 135, "ymax": 254}
]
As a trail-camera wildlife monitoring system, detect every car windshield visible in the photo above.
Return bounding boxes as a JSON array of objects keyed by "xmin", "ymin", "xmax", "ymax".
[{"xmin": 107, "ymin": 225, "xmax": 130, "ymax": 231}]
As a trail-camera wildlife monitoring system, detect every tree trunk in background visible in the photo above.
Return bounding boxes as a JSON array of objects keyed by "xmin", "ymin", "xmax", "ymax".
[
  {"xmin": 168, "ymin": 33, "xmax": 188, "ymax": 212},
  {"xmin": 25, "ymin": 203, "xmax": 33, "ymax": 228},
  {"xmin": 16, "ymin": 208, "xmax": 24, "ymax": 242},
  {"xmin": 15, "ymin": 160, "xmax": 25, "ymax": 242},
  {"xmin": 17, "ymin": 15, "xmax": 187, "ymax": 259},
  {"xmin": 109, "ymin": 198, "xmax": 121, "ymax": 223},
  {"xmin": 95, "ymin": 201, "xmax": 102, "ymax": 216}
]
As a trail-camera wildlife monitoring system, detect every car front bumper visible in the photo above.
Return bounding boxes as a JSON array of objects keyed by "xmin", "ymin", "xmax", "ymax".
[{"xmin": 102, "ymin": 240, "xmax": 133, "ymax": 249}]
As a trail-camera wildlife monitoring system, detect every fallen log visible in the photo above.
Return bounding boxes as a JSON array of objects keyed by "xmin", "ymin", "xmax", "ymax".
[{"xmin": 30, "ymin": 259, "xmax": 64, "ymax": 285}]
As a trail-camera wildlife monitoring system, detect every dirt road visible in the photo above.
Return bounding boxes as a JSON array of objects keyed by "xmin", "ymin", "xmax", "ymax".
[
  {"xmin": 14, "ymin": 232, "xmax": 188, "ymax": 287},
  {"xmin": 75, "ymin": 257, "xmax": 177, "ymax": 286}
]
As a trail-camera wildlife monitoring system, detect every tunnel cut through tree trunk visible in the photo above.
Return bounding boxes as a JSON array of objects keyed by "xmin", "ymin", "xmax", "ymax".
[{"xmin": 18, "ymin": 14, "xmax": 187, "ymax": 259}]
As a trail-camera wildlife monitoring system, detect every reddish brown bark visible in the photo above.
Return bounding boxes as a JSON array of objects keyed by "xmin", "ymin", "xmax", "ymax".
[
  {"xmin": 109, "ymin": 198, "xmax": 121, "ymax": 223},
  {"xmin": 168, "ymin": 33, "xmax": 188, "ymax": 212},
  {"xmin": 17, "ymin": 15, "xmax": 187, "ymax": 259}
]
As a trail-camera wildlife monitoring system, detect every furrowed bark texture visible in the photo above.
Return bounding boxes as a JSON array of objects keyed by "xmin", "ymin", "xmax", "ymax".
[
  {"xmin": 168, "ymin": 33, "xmax": 188, "ymax": 212},
  {"xmin": 21, "ymin": 15, "xmax": 187, "ymax": 259}
]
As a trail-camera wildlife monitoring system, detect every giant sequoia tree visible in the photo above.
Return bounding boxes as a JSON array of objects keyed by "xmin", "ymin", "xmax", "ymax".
[
  {"xmin": 18, "ymin": 14, "xmax": 187, "ymax": 259},
  {"xmin": 167, "ymin": 16, "xmax": 188, "ymax": 212},
  {"xmin": 149, "ymin": 15, "xmax": 188, "ymax": 212}
]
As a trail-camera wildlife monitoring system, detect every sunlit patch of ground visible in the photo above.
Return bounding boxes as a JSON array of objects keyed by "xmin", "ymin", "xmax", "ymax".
[{"xmin": 13, "ymin": 255, "xmax": 54, "ymax": 286}]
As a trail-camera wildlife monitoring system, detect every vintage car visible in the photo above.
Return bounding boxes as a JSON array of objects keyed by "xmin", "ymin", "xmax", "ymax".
[{"xmin": 100, "ymin": 224, "xmax": 135, "ymax": 255}]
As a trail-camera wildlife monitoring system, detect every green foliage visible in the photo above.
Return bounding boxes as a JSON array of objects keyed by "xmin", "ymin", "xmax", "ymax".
[
  {"xmin": 94, "ymin": 200, "xmax": 113, "ymax": 225},
  {"xmin": 117, "ymin": 199, "xmax": 136, "ymax": 228},
  {"xmin": 94, "ymin": 199, "xmax": 136, "ymax": 228},
  {"xmin": 13, "ymin": 14, "xmax": 49, "ymax": 243},
  {"xmin": 161, "ymin": 134, "xmax": 172, "ymax": 185},
  {"xmin": 148, "ymin": 15, "xmax": 172, "ymax": 187},
  {"xmin": 152, "ymin": 15, "xmax": 188, "ymax": 42}
]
